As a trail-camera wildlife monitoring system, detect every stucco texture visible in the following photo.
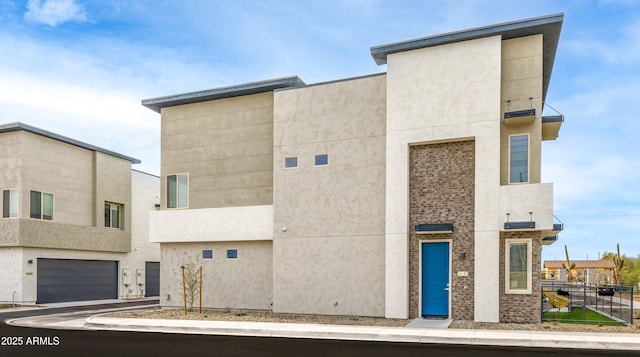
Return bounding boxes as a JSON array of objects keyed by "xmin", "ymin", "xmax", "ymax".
[
  {"xmin": 160, "ymin": 92, "xmax": 275, "ymax": 209},
  {"xmin": 385, "ymin": 35, "xmax": 502, "ymax": 319},
  {"xmin": 159, "ymin": 242, "xmax": 273, "ymax": 310},
  {"xmin": 272, "ymin": 74, "xmax": 387, "ymax": 316}
]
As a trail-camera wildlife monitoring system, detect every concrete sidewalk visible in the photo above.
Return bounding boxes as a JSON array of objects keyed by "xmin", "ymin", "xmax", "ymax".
[
  {"xmin": 84, "ymin": 314, "xmax": 640, "ymax": 351},
  {"xmin": 5, "ymin": 299, "xmax": 640, "ymax": 351}
]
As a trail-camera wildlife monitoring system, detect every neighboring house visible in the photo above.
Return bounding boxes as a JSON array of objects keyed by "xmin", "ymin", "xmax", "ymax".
[
  {"xmin": 143, "ymin": 14, "xmax": 565, "ymax": 323},
  {"xmin": 0, "ymin": 122, "xmax": 160, "ymax": 304},
  {"xmin": 543, "ymin": 260, "xmax": 616, "ymax": 284}
]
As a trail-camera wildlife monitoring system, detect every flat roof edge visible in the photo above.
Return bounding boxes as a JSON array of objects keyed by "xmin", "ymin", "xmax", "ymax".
[
  {"xmin": 370, "ymin": 13, "xmax": 564, "ymax": 65},
  {"xmin": 142, "ymin": 75, "xmax": 306, "ymax": 113},
  {"xmin": 274, "ymin": 72, "xmax": 387, "ymax": 93},
  {"xmin": 0, "ymin": 122, "xmax": 141, "ymax": 164}
]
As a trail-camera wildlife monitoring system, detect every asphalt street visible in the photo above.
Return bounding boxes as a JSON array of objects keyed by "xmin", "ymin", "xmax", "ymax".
[{"xmin": 1, "ymin": 302, "xmax": 638, "ymax": 357}]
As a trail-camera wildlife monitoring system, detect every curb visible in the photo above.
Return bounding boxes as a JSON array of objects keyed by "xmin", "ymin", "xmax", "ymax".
[{"xmin": 85, "ymin": 315, "xmax": 640, "ymax": 351}]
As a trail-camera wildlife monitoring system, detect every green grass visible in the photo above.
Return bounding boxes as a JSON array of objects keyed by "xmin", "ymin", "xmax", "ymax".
[{"xmin": 543, "ymin": 307, "xmax": 625, "ymax": 326}]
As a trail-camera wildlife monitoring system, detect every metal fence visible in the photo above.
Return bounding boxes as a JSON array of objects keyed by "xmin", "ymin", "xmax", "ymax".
[{"xmin": 542, "ymin": 280, "xmax": 635, "ymax": 325}]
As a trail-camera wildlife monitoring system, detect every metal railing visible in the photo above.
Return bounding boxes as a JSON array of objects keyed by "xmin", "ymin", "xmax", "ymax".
[{"xmin": 542, "ymin": 280, "xmax": 634, "ymax": 325}]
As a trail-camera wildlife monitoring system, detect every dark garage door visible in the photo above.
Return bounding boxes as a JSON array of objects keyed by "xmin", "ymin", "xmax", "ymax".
[
  {"xmin": 145, "ymin": 261, "xmax": 160, "ymax": 297},
  {"xmin": 37, "ymin": 258, "xmax": 118, "ymax": 304}
]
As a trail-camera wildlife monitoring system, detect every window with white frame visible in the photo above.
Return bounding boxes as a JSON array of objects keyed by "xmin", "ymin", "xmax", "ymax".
[
  {"xmin": 30, "ymin": 190, "xmax": 53, "ymax": 220},
  {"xmin": 167, "ymin": 173, "xmax": 188, "ymax": 209},
  {"xmin": 505, "ymin": 239, "xmax": 532, "ymax": 294},
  {"xmin": 284, "ymin": 156, "xmax": 298, "ymax": 168},
  {"xmin": 2, "ymin": 189, "xmax": 18, "ymax": 218},
  {"xmin": 226, "ymin": 249, "xmax": 238, "ymax": 259},
  {"xmin": 314, "ymin": 154, "xmax": 328, "ymax": 166},
  {"xmin": 509, "ymin": 134, "xmax": 529, "ymax": 183},
  {"xmin": 104, "ymin": 202, "xmax": 123, "ymax": 229}
]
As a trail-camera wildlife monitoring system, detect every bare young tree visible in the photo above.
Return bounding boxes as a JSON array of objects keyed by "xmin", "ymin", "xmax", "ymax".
[{"xmin": 180, "ymin": 257, "xmax": 201, "ymax": 312}]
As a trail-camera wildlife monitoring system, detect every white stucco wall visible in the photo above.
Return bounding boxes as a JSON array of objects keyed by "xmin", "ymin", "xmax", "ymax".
[
  {"xmin": 159, "ymin": 241, "xmax": 273, "ymax": 310},
  {"xmin": 149, "ymin": 205, "xmax": 273, "ymax": 243},
  {"xmin": 0, "ymin": 248, "xmax": 23, "ymax": 303},
  {"xmin": 117, "ymin": 170, "xmax": 161, "ymax": 298},
  {"xmin": 499, "ymin": 183, "xmax": 554, "ymax": 230},
  {"xmin": 385, "ymin": 35, "xmax": 503, "ymax": 320},
  {"xmin": 272, "ymin": 75, "xmax": 387, "ymax": 317}
]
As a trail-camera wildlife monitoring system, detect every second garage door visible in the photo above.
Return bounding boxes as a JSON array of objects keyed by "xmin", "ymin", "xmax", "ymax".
[{"xmin": 37, "ymin": 258, "xmax": 118, "ymax": 304}]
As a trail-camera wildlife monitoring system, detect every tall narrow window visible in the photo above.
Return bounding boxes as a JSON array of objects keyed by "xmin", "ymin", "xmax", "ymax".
[
  {"xmin": 509, "ymin": 135, "xmax": 529, "ymax": 183},
  {"xmin": 167, "ymin": 173, "xmax": 188, "ymax": 209},
  {"xmin": 2, "ymin": 189, "xmax": 18, "ymax": 218},
  {"xmin": 105, "ymin": 202, "xmax": 123, "ymax": 229},
  {"xmin": 505, "ymin": 239, "xmax": 532, "ymax": 294},
  {"xmin": 30, "ymin": 191, "xmax": 53, "ymax": 220}
]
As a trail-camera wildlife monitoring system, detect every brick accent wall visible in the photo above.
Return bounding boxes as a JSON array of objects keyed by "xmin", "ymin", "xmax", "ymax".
[
  {"xmin": 499, "ymin": 231, "xmax": 542, "ymax": 323},
  {"xmin": 408, "ymin": 140, "xmax": 475, "ymax": 320}
]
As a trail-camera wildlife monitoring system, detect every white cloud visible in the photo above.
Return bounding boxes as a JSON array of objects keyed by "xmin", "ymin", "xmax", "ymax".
[
  {"xmin": 24, "ymin": 0, "xmax": 87, "ymax": 27},
  {"xmin": 565, "ymin": 19, "xmax": 640, "ymax": 65}
]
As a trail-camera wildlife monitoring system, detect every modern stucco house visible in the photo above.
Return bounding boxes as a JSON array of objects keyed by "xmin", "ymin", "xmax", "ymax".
[
  {"xmin": 0, "ymin": 122, "xmax": 160, "ymax": 304},
  {"xmin": 143, "ymin": 14, "xmax": 565, "ymax": 323}
]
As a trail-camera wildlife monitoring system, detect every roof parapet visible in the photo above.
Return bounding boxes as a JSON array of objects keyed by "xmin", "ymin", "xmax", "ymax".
[
  {"xmin": 0, "ymin": 122, "xmax": 141, "ymax": 164},
  {"xmin": 370, "ymin": 13, "xmax": 564, "ymax": 101},
  {"xmin": 142, "ymin": 76, "xmax": 306, "ymax": 113}
]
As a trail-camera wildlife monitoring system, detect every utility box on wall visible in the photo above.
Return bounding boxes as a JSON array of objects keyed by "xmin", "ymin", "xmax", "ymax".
[{"xmin": 122, "ymin": 269, "xmax": 132, "ymax": 285}]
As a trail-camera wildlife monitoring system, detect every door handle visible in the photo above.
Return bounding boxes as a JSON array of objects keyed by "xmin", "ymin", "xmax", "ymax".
[{"xmin": 444, "ymin": 288, "xmax": 449, "ymax": 291}]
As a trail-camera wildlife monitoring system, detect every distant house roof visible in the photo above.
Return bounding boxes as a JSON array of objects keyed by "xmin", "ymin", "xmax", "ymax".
[
  {"xmin": 370, "ymin": 13, "xmax": 564, "ymax": 102},
  {"xmin": 141, "ymin": 76, "xmax": 306, "ymax": 113},
  {"xmin": 544, "ymin": 260, "xmax": 616, "ymax": 269},
  {"xmin": 0, "ymin": 122, "xmax": 141, "ymax": 164}
]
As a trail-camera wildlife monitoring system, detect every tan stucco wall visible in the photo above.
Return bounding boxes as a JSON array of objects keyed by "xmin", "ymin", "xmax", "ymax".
[
  {"xmin": 159, "ymin": 241, "xmax": 273, "ymax": 310},
  {"xmin": 19, "ymin": 131, "xmax": 95, "ymax": 226},
  {"xmin": 500, "ymin": 35, "xmax": 543, "ymax": 185},
  {"xmin": 160, "ymin": 92, "xmax": 274, "ymax": 209},
  {"xmin": 7, "ymin": 219, "xmax": 129, "ymax": 252},
  {"xmin": 95, "ymin": 152, "xmax": 132, "ymax": 231},
  {"xmin": 385, "ymin": 35, "xmax": 502, "ymax": 320},
  {"xmin": 2, "ymin": 170, "xmax": 160, "ymax": 303},
  {"xmin": 0, "ymin": 131, "xmax": 22, "ymax": 192},
  {"xmin": 272, "ymin": 74, "xmax": 387, "ymax": 316},
  {"xmin": 0, "ymin": 131, "xmax": 134, "ymax": 253}
]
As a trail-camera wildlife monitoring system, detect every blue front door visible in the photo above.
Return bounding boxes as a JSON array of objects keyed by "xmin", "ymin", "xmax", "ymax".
[{"xmin": 421, "ymin": 242, "xmax": 450, "ymax": 317}]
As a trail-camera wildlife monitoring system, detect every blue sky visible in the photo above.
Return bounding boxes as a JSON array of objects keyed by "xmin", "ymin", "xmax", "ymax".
[{"xmin": 1, "ymin": 0, "xmax": 639, "ymax": 262}]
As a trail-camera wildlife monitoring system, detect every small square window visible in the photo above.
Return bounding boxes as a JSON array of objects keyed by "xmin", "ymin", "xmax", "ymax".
[
  {"xmin": 314, "ymin": 154, "xmax": 328, "ymax": 166},
  {"xmin": 202, "ymin": 250, "xmax": 213, "ymax": 259},
  {"xmin": 226, "ymin": 249, "xmax": 238, "ymax": 259},
  {"xmin": 284, "ymin": 157, "xmax": 298, "ymax": 168}
]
